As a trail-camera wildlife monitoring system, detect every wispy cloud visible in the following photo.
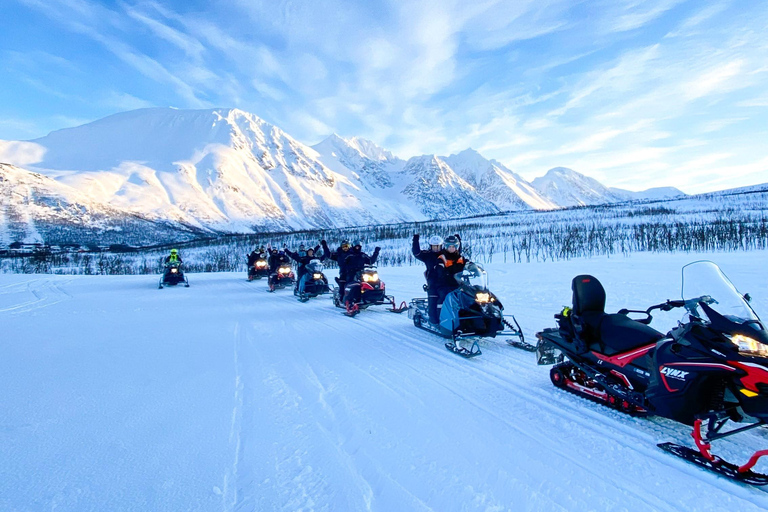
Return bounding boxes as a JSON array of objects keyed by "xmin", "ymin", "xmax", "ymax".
[{"xmin": 3, "ymin": 0, "xmax": 768, "ymax": 193}]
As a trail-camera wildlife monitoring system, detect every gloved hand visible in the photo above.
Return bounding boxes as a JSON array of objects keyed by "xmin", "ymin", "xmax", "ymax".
[
  {"xmin": 374, "ymin": 246, "xmax": 381, "ymax": 252},
  {"xmin": 321, "ymin": 239, "xmax": 327, "ymax": 245},
  {"xmin": 413, "ymin": 234, "xmax": 419, "ymax": 241},
  {"xmin": 454, "ymin": 233, "xmax": 461, "ymax": 240}
]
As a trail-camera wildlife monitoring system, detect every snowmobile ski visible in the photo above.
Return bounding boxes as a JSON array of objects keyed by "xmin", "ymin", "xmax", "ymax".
[
  {"xmin": 502, "ymin": 318, "xmax": 535, "ymax": 351},
  {"xmin": 445, "ymin": 341, "xmax": 481, "ymax": 358},
  {"xmin": 657, "ymin": 443, "xmax": 768, "ymax": 486}
]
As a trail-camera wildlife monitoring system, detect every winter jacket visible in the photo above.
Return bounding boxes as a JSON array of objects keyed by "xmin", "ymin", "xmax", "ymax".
[
  {"xmin": 164, "ymin": 254, "xmax": 183, "ymax": 265},
  {"xmin": 342, "ymin": 247, "xmax": 380, "ymax": 282},
  {"xmin": 268, "ymin": 252, "xmax": 290, "ymax": 272},
  {"xmin": 433, "ymin": 250, "xmax": 466, "ymax": 289},
  {"xmin": 247, "ymin": 251, "xmax": 260, "ymax": 266},
  {"xmin": 285, "ymin": 249, "xmax": 325, "ymax": 278},
  {"xmin": 322, "ymin": 241, "xmax": 354, "ymax": 278}
]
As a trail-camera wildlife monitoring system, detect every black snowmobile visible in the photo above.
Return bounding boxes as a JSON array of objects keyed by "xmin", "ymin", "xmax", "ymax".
[
  {"xmin": 536, "ymin": 261, "xmax": 768, "ymax": 485},
  {"xmin": 268, "ymin": 264, "xmax": 295, "ymax": 292},
  {"xmin": 159, "ymin": 262, "xmax": 189, "ymax": 289},
  {"xmin": 409, "ymin": 262, "xmax": 530, "ymax": 358},
  {"xmin": 294, "ymin": 259, "xmax": 330, "ymax": 302},
  {"xmin": 248, "ymin": 258, "xmax": 269, "ymax": 281},
  {"xmin": 333, "ymin": 265, "xmax": 407, "ymax": 317}
]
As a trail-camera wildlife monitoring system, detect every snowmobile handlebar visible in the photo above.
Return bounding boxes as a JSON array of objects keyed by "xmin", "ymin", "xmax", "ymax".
[{"xmin": 617, "ymin": 299, "xmax": 687, "ymax": 325}]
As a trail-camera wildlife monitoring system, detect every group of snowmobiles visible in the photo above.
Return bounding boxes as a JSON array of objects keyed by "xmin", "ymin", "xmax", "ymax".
[{"xmin": 163, "ymin": 238, "xmax": 768, "ymax": 486}]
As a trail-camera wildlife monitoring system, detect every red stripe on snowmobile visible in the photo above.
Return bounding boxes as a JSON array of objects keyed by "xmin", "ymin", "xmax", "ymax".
[
  {"xmin": 591, "ymin": 343, "xmax": 656, "ymax": 368},
  {"xmin": 566, "ymin": 380, "xmax": 607, "ymax": 400},
  {"xmin": 610, "ymin": 370, "xmax": 632, "ymax": 389},
  {"xmin": 728, "ymin": 361, "xmax": 768, "ymax": 393},
  {"xmin": 664, "ymin": 362, "xmax": 737, "ymax": 371}
]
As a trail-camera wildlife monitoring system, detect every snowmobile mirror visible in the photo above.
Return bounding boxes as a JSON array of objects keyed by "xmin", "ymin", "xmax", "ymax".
[{"xmin": 745, "ymin": 293, "xmax": 752, "ymax": 303}]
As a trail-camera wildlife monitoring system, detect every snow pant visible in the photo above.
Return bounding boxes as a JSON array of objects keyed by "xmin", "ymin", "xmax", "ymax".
[
  {"xmin": 335, "ymin": 277, "xmax": 347, "ymax": 301},
  {"xmin": 343, "ymin": 283, "xmax": 361, "ymax": 305},
  {"xmin": 428, "ymin": 285, "xmax": 455, "ymax": 324},
  {"xmin": 297, "ymin": 273, "xmax": 310, "ymax": 294}
]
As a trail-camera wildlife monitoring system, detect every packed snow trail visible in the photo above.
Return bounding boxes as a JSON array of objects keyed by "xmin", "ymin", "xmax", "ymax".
[{"xmin": 1, "ymin": 251, "xmax": 768, "ymax": 511}]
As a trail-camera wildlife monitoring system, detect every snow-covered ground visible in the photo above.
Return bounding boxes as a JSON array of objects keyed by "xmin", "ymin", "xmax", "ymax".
[{"xmin": 2, "ymin": 251, "xmax": 768, "ymax": 511}]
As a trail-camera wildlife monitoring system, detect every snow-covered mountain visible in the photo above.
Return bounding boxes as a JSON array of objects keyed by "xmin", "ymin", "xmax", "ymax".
[
  {"xmin": 531, "ymin": 167, "xmax": 627, "ymax": 207},
  {"xmin": 442, "ymin": 149, "xmax": 556, "ymax": 211},
  {"xmin": 0, "ymin": 163, "xmax": 202, "ymax": 246},
  {"xmin": 0, "ymin": 107, "xmax": 699, "ymax": 244},
  {"xmin": 610, "ymin": 186, "xmax": 686, "ymax": 201},
  {"xmin": 27, "ymin": 108, "xmax": 411, "ymax": 232}
]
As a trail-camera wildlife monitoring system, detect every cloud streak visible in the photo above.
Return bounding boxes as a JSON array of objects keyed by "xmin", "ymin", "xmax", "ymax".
[{"xmin": 2, "ymin": 0, "xmax": 767, "ymax": 193}]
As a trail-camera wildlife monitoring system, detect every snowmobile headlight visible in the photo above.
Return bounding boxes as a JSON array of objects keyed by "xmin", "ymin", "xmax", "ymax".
[
  {"xmin": 363, "ymin": 273, "xmax": 379, "ymax": 283},
  {"xmin": 278, "ymin": 266, "xmax": 291, "ymax": 275},
  {"xmin": 475, "ymin": 292, "xmax": 491, "ymax": 304},
  {"xmin": 170, "ymin": 268, "xmax": 178, "ymax": 274},
  {"xmin": 313, "ymin": 273, "xmax": 323, "ymax": 280},
  {"xmin": 728, "ymin": 334, "xmax": 768, "ymax": 358},
  {"xmin": 256, "ymin": 260, "xmax": 267, "ymax": 268}
]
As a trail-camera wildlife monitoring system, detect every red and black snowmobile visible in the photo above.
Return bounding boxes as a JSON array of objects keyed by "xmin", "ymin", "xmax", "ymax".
[
  {"xmin": 333, "ymin": 265, "xmax": 407, "ymax": 317},
  {"xmin": 536, "ymin": 261, "xmax": 768, "ymax": 486},
  {"xmin": 248, "ymin": 258, "xmax": 269, "ymax": 281},
  {"xmin": 268, "ymin": 264, "xmax": 295, "ymax": 292}
]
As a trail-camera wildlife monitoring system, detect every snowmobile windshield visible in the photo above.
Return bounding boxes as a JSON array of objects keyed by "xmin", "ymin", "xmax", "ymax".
[
  {"xmin": 306, "ymin": 259, "xmax": 323, "ymax": 273},
  {"xmin": 458, "ymin": 262, "xmax": 488, "ymax": 290},
  {"xmin": 681, "ymin": 261, "xmax": 757, "ymax": 323}
]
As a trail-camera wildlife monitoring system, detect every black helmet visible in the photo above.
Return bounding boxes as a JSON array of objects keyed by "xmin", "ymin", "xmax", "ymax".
[
  {"xmin": 444, "ymin": 235, "xmax": 459, "ymax": 248},
  {"xmin": 306, "ymin": 247, "xmax": 315, "ymax": 254},
  {"xmin": 352, "ymin": 239, "xmax": 362, "ymax": 248}
]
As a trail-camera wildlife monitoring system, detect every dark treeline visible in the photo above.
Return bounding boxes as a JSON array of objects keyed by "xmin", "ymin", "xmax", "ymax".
[{"xmin": 4, "ymin": 201, "xmax": 766, "ymax": 275}]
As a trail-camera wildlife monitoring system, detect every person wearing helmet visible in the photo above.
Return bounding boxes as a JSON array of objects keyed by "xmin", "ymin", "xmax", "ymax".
[
  {"xmin": 340, "ymin": 241, "xmax": 381, "ymax": 308},
  {"xmin": 246, "ymin": 247, "xmax": 260, "ymax": 267},
  {"xmin": 285, "ymin": 244, "xmax": 326, "ymax": 295},
  {"xmin": 267, "ymin": 246, "xmax": 291, "ymax": 289},
  {"xmin": 321, "ymin": 238, "xmax": 354, "ymax": 299},
  {"xmin": 412, "ymin": 233, "xmax": 465, "ymax": 324},
  {"xmin": 164, "ymin": 248, "xmax": 183, "ymax": 265},
  {"xmin": 431, "ymin": 233, "xmax": 466, "ymax": 322}
]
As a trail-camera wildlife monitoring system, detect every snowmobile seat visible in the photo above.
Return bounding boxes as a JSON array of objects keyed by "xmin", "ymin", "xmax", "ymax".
[
  {"xmin": 572, "ymin": 275, "xmax": 606, "ymax": 315},
  {"xmin": 598, "ymin": 313, "xmax": 664, "ymax": 355},
  {"xmin": 570, "ymin": 275, "xmax": 607, "ymax": 344}
]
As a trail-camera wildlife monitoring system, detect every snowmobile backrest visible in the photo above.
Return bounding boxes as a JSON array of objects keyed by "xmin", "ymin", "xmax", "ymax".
[{"xmin": 572, "ymin": 275, "xmax": 606, "ymax": 315}]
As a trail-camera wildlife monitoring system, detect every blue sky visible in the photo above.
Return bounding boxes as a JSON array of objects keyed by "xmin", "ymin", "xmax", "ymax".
[{"xmin": 1, "ymin": 0, "xmax": 766, "ymax": 193}]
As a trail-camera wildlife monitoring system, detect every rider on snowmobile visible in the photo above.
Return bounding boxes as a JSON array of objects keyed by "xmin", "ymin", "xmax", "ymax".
[
  {"xmin": 267, "ymin": 248, "xmax": 291, "ymax": 287},
  {"xmin": 341, "ymin": 240, "xmax": 381, "ymax": 307},
  {"xmin": 413, "ymin": 234, "xmax": 465, "ymax": 324},
  {"xmin": 322, "ymin": 239, "xmax": 353, "ymax": 299},
  {"xmin": 247, "ymin": 248, "xmax": 260, "ymax": 267},
  {"xmin": 164, "ymin": 248, "xmax": 183, "ymax": 265},
  {"xmin": 286, "ymin": 245, "xmax": 325, "ymax": 295}
]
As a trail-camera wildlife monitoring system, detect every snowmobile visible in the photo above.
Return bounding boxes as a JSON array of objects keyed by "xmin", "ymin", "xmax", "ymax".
[
  {"xmin": 333, "ymin": 265, "xmax": 407, "ymax": 317},
  {"xmin": 159, "ymin": 262, "xmax": 189, "ymax": 289},
  {"xmin": 247, "ymin": 258, "xmax": 269, "ymax": 281},
  {"xmin": 268, "ymin": 264, "xmax": 295, "ymax": 292},
  {"xmin": 535, "ymin": 261, "xmax": 768, "ymax": 485},
  {"xmin": 408, "ymin": 261, "xmax": 531, "ymax": 358},
  {"xmin": 293, "ymin": 259, "xmax": 330, "ymax": 302}
]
